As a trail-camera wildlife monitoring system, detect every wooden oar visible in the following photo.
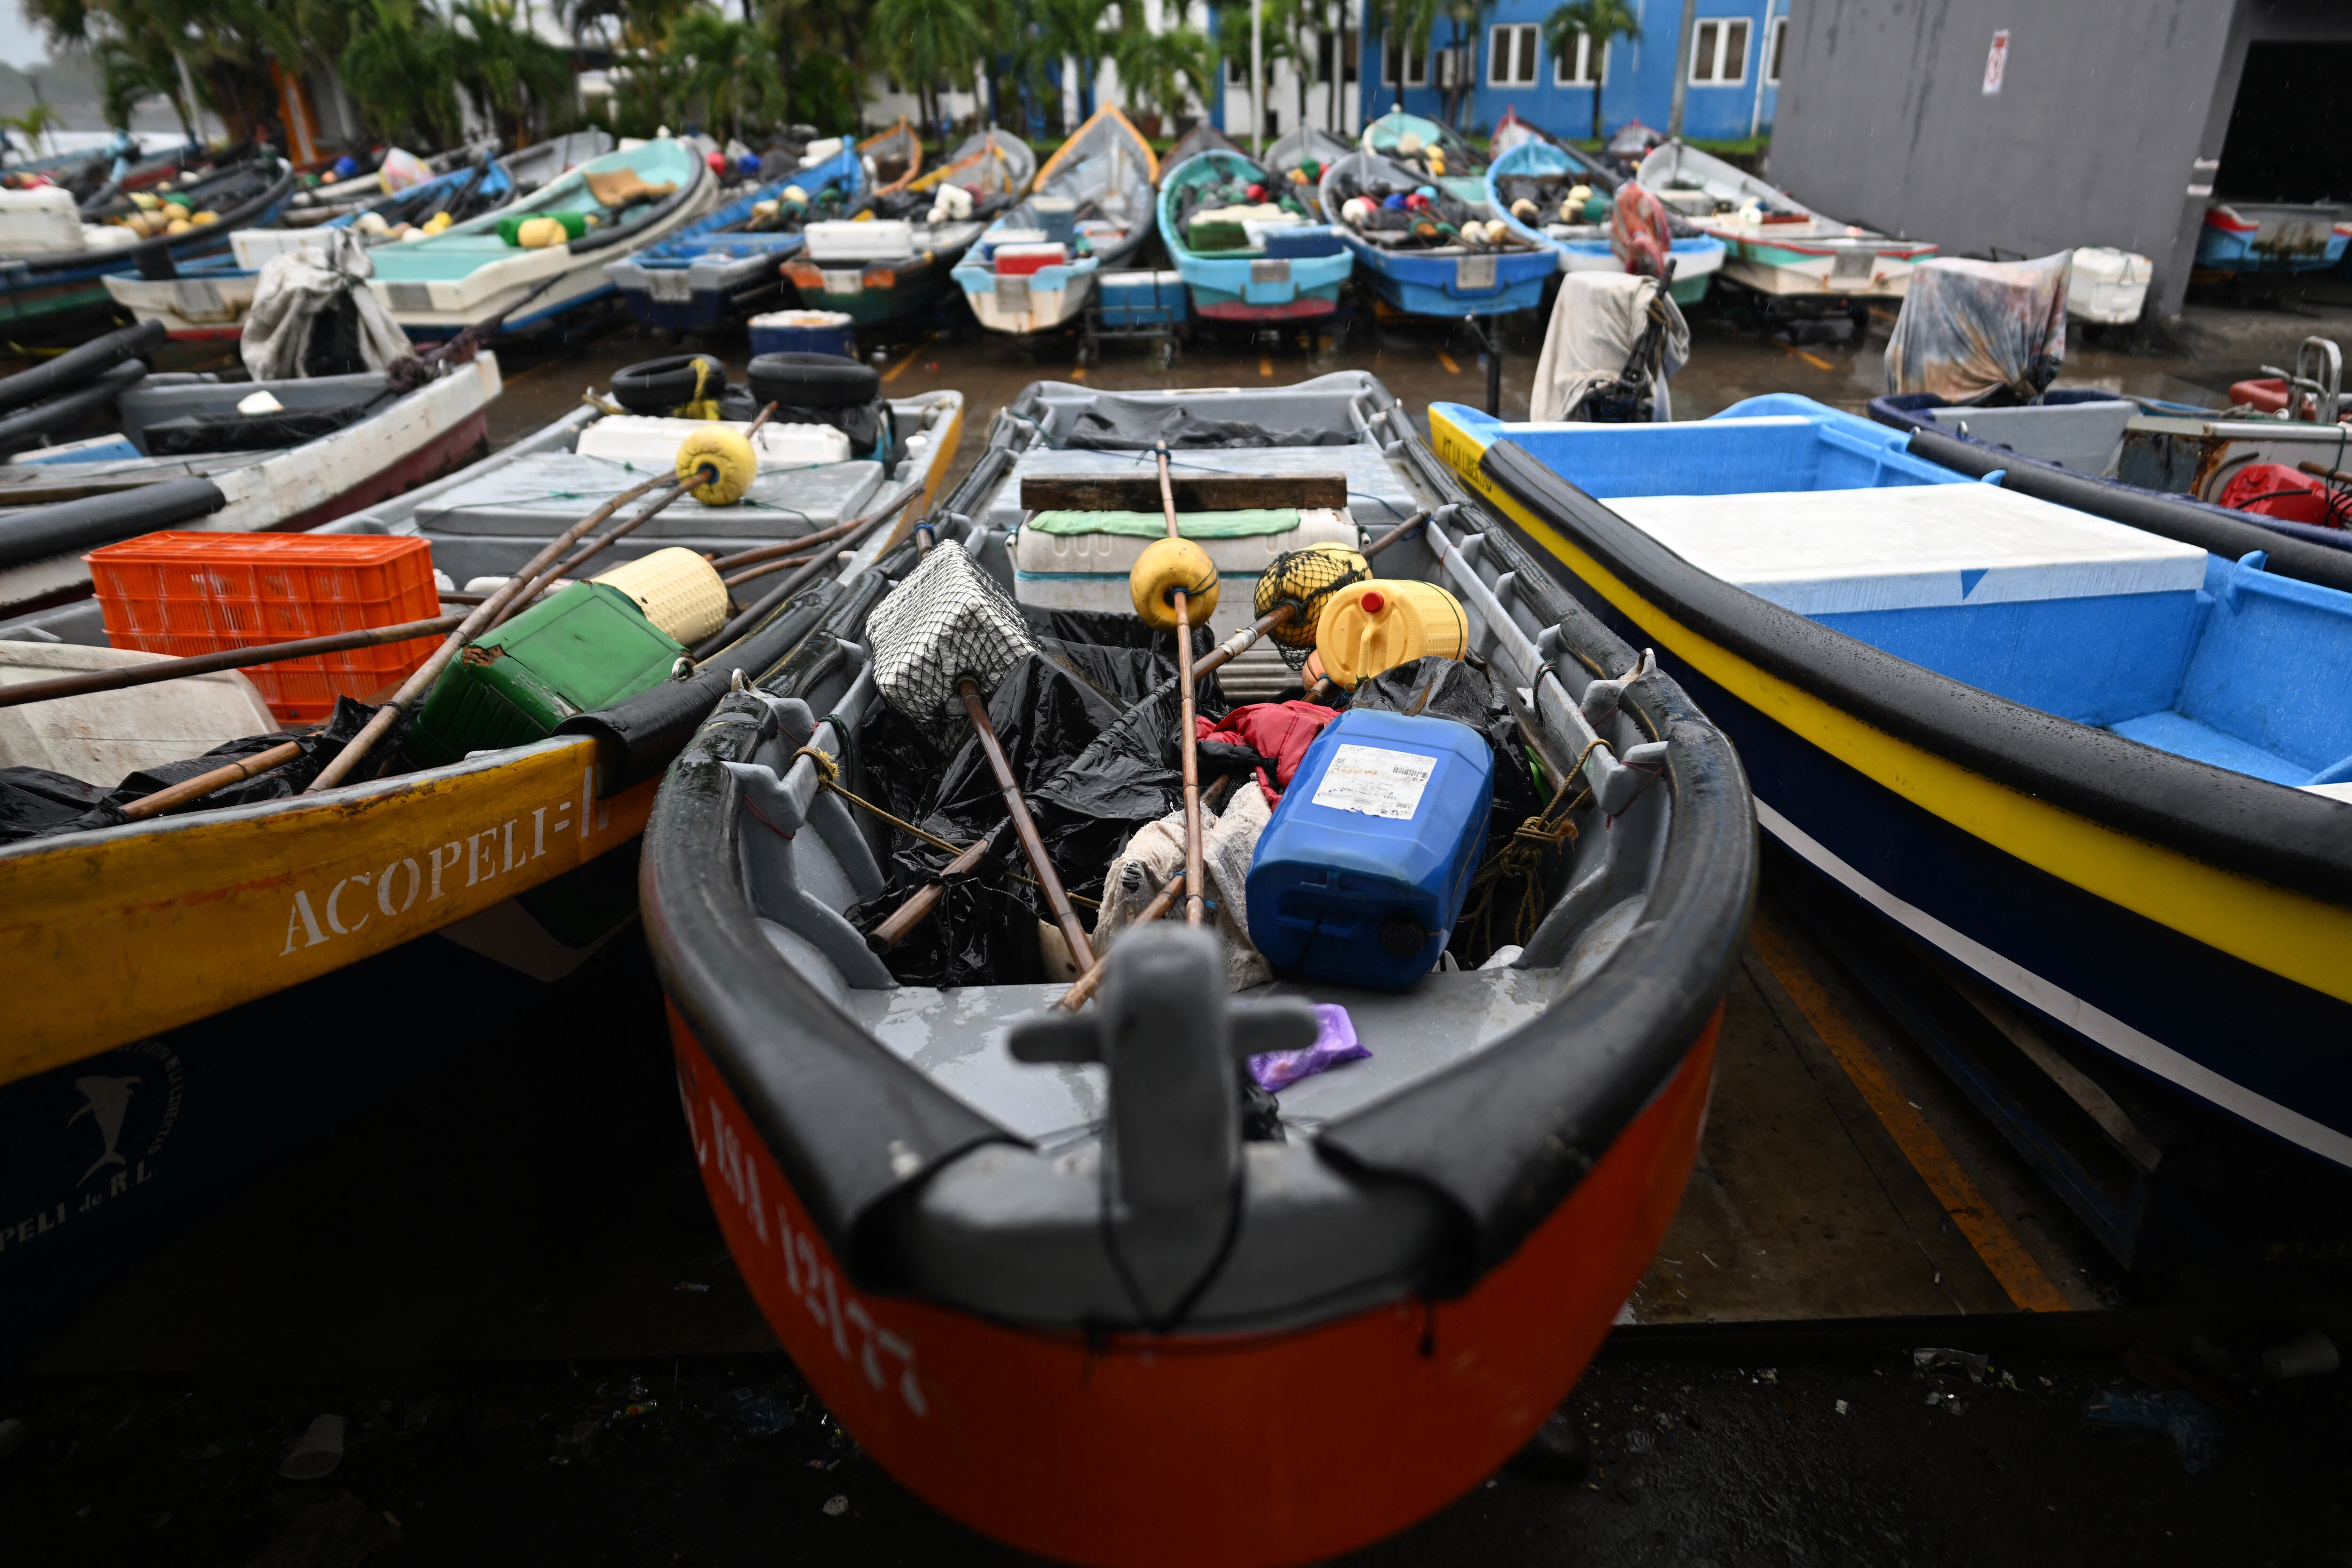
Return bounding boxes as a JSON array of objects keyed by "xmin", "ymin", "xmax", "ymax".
[
  {"xmin": 864, "ymin": 834, "xmax": 993, "ymax": 954},
  {"xmin": 959, "ymin": 678, "xmax": 1096, "ymax": 974},
  {"xmin": 1154, "ymin": 442, "xmax": 1208, "ymax": 929},
  {"xmin": 303, "ymin": 468, "xmax": 678, "ymax": 793},
  {"xmin": 0, "ymin": 612, "xmax": 464, "ymax": 710},
  {"xmin": 1053, "ymin": 874, "xmax": 1184, "ymax": 1011},
  {"xmin": 119, "ymin": 740, "xmax": 303, "ymax": 821}
]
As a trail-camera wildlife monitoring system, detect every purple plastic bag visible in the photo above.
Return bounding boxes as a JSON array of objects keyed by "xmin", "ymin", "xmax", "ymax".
[{"xmin": 1249, "ymin": 1003, "xmax": 1368, "ymax": 1092}]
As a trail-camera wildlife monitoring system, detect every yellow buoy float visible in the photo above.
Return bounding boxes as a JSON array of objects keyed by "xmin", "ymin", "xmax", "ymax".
[
  {"xmin": 1313, "ymin": 578, "xmax": 1468, "ymax": 689},
  {"xmin": 675, "ymin": 424, "xmax": 758, "ymax": 505},
  {"xmin": 1128, "ymin": 536, "xmax": 1220, "ymax": 631}
]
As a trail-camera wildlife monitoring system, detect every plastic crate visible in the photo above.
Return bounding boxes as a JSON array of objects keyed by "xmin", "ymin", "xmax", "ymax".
[
  {"xmin": 86, "ymin": 531, "xmax": 441, "ymax": 723},
  {"xmin": 1095, "ymin": 270, "xmax": 1187, "ymax": 329}
]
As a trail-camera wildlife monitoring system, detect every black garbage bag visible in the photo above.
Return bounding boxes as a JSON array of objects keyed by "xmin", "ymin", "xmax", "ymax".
[
  {"xmin": 1064, "ymin": 396, "xmax": 1358, "ymax": 451},
  {"xmin": 143, "ymin": 398, "xmax": 381, "ymax": 456},
  {"xmin": 0, "ymin": 695, "xmax": 381, "ymax": 846}
]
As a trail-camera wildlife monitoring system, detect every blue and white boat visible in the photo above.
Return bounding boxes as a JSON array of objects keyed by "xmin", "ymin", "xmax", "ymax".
[
  {"xmin": 2196, "ymin": 201, "xmax": 2352, "ymax": 276},
  {"xmin": 1430, "ymin": 393, "xmax": 2352, "ymax": 1184},
  {"xmin": 1321, "ymin": 148, "xmax": 1555, "ymax": 318},
  {"xmin": 951, "ymin": 106, "xmax": 1158, "ymax": 336},
  {"xmin": 607, "ymin": 140, "xmax": 865, "ymax": 331},
  {"xmin": 1486, "ymin": 141, "xmax": 1724, "ymax": 307},
  {"xmin": 1157, "ymin": 148, "xmax": 1351, "ymax": 324},
  {"xmin": 97, "ymin": 140, "xmax": 603, "ymax": 341}
]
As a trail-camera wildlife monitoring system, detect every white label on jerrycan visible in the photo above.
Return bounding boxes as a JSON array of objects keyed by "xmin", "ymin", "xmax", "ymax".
[{"xmin": 1312, "ymin": 744, "xmax": 1436, "ymax": 820}]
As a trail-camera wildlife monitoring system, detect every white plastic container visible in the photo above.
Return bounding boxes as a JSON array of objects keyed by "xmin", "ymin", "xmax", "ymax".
[
  {"xmin": 2066, "ymin": 247, "xmax": 2152, "ymax": 324},
  {"xmin": 1011, "ymin": 509, "xmax": 1359, "ymax": 637},
  {"xmin": 804, "ymin": 219, "xmax": 914, "ymax": 263},
  {"xmin": 576, "ymin": 415, "xmax": 850, "ymax": 471},
  {"xmin": 0, "ymin": 187, "xmax": 87, "ymax": 255},
  {"xmin": 0, "ymin": 642, "xmax": 278, "ymax": 784},
  {"xmin": 233, "ymin": 228, "xmax": 330, "ymax": 271}
]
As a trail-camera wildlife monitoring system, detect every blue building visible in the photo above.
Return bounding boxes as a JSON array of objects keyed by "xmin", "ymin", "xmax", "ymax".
[{"xmin": 1335, "ymin": 0, "xmax": 1786, "ymax": 145}]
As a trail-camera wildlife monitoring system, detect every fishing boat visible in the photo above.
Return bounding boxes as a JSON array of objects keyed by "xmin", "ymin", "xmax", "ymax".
[
  {"xmin": 1158, "ymin": 148, "xmax": 1351, "ymax": 322},
  {"xmin": 368, "ymin": 137, "xmax": 718, "ymax": 338},
  {"xmin": 952, "ymin": 107, "xmax": 1158, "ymax": 336},
  {"xmin": 1487, "ymin": 141, "xmax": 1723, "ymax": 306},
  {"xmin": 1263, "ymin": 125, "xmax": 1354, "ymax": 219},
  {"xmin": 858, "ymin": 118, "xmax": 924, "ymax": 197},
  {"xmin": 101, "ymin": 139, "xmax": 583, "ymax": 341},
  {"xmin": 1867, "ymin": 387, "xmax": 2352, "ymax": 563},
  {"xmin": 1358, "ymin": 110, "xmax": 1489, "ymax": 207},
  {"xmin": 0, "ymin": 364, "xmax": 964, "ymax": 1071},
  {"xmin": 1635, "ymin": 139, "xmax": 1934, "ymax": 318},
  {"xmin": 782, "ymin": 129, "xmax": 1034, "ymax": 329},
  {"xmin": 0, "ymin": 367, "xmax": 964, "ymax": 1345},
  {"xmin": 608, "ymin": 141, "xmax": 866, "ymax": 332},
  {"xmin": 641, "ymin": 371, "xmax": 1754, "ymax": 1566},
  {"xmin": 0, "ymin": 342, "xmax": 505, "ymax": 618},
  {"xmin": 0, "ymin": 153, "xmax": 296, "ymax": 338},
  {"xmin": 1322, "ymin": 149, "xmax": 1555, "ymax": 318},
  {"xmin": 1430, "ymin": 392, "xmax": 2352, "ymax": 1180},
  {"xmin": 2195, "ymin": 201, "xmax": 2352, "ymax": 276}
]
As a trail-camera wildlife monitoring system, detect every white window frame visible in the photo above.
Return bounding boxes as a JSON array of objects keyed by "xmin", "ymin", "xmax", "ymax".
[
  {"xmin": 1383, "ymin": 31, "xmax": 1430, "ymax": 87},
  {"xmin": 1689, "ymin": 17, "xmax": 1751, "ymax": 86},
  {"xmin": 1487, "ymin": 23, "xmax": 1539, "ymax": 87},
  {"xmin": 1553, "ymin": 29, "xmax": 1607, "ymax": 87},
  {"xmin": 1764, "ymin": 15, "xmax": 1788, "ymax": 83}
]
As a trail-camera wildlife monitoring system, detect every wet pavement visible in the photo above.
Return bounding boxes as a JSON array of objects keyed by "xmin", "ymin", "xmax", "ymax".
[{"xmin": 10, "ymin": 288, "xmax": 2352, "ymax": 1562}]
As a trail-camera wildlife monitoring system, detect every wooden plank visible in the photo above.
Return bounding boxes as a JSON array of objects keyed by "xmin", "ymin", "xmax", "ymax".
[{"xmin": 1020, "ymin": 472, "xmax": 1348, "ymax": 512}]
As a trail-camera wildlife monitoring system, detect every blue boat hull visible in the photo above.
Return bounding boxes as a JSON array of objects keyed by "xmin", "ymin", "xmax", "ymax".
[
  {"xmin": 1431, "ymin": 405, "xmax": 2352, "ymax": 1174},
  {"xmin": 1343, "ymin": 234, "xmax": 1552, "ymax": 317}
]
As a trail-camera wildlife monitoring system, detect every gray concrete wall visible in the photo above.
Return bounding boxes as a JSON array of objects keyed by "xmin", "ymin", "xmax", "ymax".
[{"xmin": 1770, "ymin": 0, "xmax": 2240, "ymax": 321}]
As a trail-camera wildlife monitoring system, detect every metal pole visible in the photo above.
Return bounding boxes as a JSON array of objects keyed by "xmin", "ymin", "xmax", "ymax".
[
  {"xmin": 1749, "ymin": 0, "xmax": 1774, "ymax": 140},
  {"xmin": 1668, "ymin": 0, "xmax": 1700, "ymax": 139},
  {"xmin": 1252, "ymin": 0, "xmax": 1265, "ymax": 155}
]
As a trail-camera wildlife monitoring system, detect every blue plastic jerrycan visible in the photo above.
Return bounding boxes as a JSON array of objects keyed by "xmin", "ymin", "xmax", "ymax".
[{"xmin": 1246, "ymin": 708, "xmax": 1494, "ymax": 991}]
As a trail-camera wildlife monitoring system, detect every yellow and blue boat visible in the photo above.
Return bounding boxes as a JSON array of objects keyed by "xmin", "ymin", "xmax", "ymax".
[{"xmin": 1431, "ymin": 393, "xmax": 2352, "ymax": 1176}]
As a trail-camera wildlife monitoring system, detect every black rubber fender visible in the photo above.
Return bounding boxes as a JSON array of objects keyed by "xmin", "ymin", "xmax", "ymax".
[
  {"xmin": 0, "ymin": 358, "xmax": 149, "ymax": 452},
  {"xmin": 609, "ymin": 354, "xmax": 728, "ymax": 414},
  {"xmin": 0, "ymin": 475, "xmax": 226, "ymax": 570},
  {"xmin": 747, "ymin": 351, "xmax": 880, "ymax": 411},
  {"xmin": 0, "ymin": 320, "xmax": 164, "ymax": 417}
]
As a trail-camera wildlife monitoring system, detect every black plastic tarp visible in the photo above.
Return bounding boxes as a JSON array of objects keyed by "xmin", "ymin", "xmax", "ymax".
[{"xmin": 1065, "ymin": 397, "xmax": 1357, "ymax": 450}]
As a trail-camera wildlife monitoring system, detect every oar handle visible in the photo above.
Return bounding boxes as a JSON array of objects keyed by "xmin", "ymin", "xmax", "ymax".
[{"xmin": 961, "ymin": 678, "xmax": 1096, "ymax": 972}]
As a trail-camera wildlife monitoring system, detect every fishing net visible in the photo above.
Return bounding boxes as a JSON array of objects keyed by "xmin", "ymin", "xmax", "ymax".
[
  {"xmin": 865, "ymin": 543, "xmax": 1037, "ymax": 739},
  {"xmin": 1255, "ymin": 545, "xmax": 1370, "ymax": 668}
]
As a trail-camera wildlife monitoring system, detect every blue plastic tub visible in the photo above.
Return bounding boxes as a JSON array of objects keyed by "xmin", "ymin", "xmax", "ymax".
[
  {"xmin": 1247, "ymin": 708, "xmax": 1495, "ymax": 991},
  {"xmin": 749, "ymin": 309, "xmax": 858, "ymax": 358}
]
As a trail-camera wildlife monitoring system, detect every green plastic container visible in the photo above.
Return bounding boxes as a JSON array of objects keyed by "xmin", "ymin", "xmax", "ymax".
[{"xmin": 405, "ymin": 582, "xmax": 684, "ymax": 767}]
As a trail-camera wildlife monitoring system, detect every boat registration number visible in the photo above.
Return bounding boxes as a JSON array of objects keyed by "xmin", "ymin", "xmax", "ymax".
[
  {"xmin": 995, "ymin": 275, "xmax": 1031, "ymax": 313},
  {"xmin": 1456, "ymin": 254, "xmax": 1498, "ymax": 292},
  {"xmin": 645, "ymin": 269, "xmax": 692, "ymax": 303},
  {"xmin": 385, "ymin": 282, "xmax": 434, "ymax": 312},
  {"xmin": 821, "ymin": 269, "xmax": 865, "ymax": 294},
  {"xmin": 1251, "ymin": 259, "xmax": 1291, "ymax": 285},
  {"xmin": 1832, "ymin": 249, "xmax": 1874, "ymax": 281}
]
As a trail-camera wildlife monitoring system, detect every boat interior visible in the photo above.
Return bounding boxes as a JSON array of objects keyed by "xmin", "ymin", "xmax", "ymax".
[
  {"xmin": 703, "ymin": 378, "xmax": 1683, "ymax": 1324},
  {"xmin": 1444, "ymin": 397, "xmax": 2352, "ymax": 796},
  {"xmin": 371, "ymin": 139, "xmax": 703, "ymax": 284}
]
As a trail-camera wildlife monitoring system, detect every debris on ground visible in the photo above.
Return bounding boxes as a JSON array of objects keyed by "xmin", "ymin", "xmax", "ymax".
[
  {"xmin": 550, "ymin": 1419, "xmax": 603, "ymax": 1466},
  {"xmin": 1912, "ymin": 1348, "xmax": 1991, "ymax": 1384},
  {"xmin": 822, "ymin": 1495, "xmax": 850, "ymax": 1517},
  {"xmin": 719, "ymin": 1387, "xmax": 798, "ymax": 1442},
  {"xmin": 1506, "ymin": 1409, "xmax": 1590, "ymax": 1480},
  {"xmin": 2082, "ymin": 1389, "xmax": 2222, "ymax": 1474}
]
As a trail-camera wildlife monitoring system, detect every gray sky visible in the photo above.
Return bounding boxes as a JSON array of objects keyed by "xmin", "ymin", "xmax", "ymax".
[{"xmin": 0, "ymin": 5, "xmax": 48, "ymax": 71}]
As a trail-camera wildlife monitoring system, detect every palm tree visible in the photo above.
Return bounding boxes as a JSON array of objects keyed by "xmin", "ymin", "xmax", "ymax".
[
  {"xmin": 340, "ymin": 0, "xmax": 467, "ymax": 146},
  {"xmin": 1110, "ymin": 23, "xmax": 1214, "ymax": 133},
  {"xmin": 873, "ymin": 0, "xmax": 988, "ymax": 138},
  {"xmin": 95, "ymin": 40, "xmax": 195, "ymax": 139},
  {"xmin": 452, "ymin": 1, "xmax": 579, "ymax": 146},
  {"xmin": 1542, "ymin": 0, "xmax": 1636, "ymax": 143},
  {"xmin": 664, "ymin": 7, "xmax": 786, "ymax": 141},
  {"xmin": 1033, "ymin": 0, "xmax": 1133, "ymax": 126}
]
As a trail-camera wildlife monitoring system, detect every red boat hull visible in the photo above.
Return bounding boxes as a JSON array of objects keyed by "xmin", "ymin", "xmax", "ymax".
[{"xmin": 670, "ymin": 1001, "xmax": 1720, "ymax": 1568}]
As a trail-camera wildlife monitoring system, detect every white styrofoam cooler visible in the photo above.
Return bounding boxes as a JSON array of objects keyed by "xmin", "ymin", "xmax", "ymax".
[
  {"xmin": 2066, "ymin": 247, "xmax": 2152, "ymax": 325},
  {"xmin": 232, "ymin": 228, "xmax": 333, "ymax": 271},
  {"xmin": 576, "ymin": 415, "xmax": 851, "ymax": 471},
  {"xmin": 0, "ymin": 187, "xmax": 87, "ymax": 255},
  {"xmin": 1011, "ymin": 509, "xmax": 1359, "ymax": 637},
  {"xmin": 804, "ymin": 219, "xmax": 914, "ymax": 263}
]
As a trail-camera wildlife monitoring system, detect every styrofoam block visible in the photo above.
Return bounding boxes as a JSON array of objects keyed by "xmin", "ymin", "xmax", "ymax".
[{"xmin": 576, "ymin": 415, "xmax": 850, "ymax": 471}]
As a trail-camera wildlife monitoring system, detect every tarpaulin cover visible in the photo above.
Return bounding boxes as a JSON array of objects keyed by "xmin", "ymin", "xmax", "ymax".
[
  {"xmin": 1529, "ymin": 270, "xmax": 1688, "ymax": 422},
  {"xmin": 0, "ymin": 695, "xmax": 377, "ymax": 845},
  {"xmin": 1064, "ymin": 397, "xmax": 1356, "ymax": 450},
  {"xmin": 1884, "ymin": 253, "xmax": 2068, "ymax": 406},
  {"xmin": 243, "ymin": 228, "xmax": 413, "ymax": 382},
  {"xmin": 1026, "ymin": 508, "xmax": 1302, "ymax": 538}
]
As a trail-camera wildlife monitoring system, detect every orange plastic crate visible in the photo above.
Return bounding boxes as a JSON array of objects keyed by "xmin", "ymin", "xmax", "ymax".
[{"xmin": 86, "ymin": 532, "xmax": 441, "ymax": 723}]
